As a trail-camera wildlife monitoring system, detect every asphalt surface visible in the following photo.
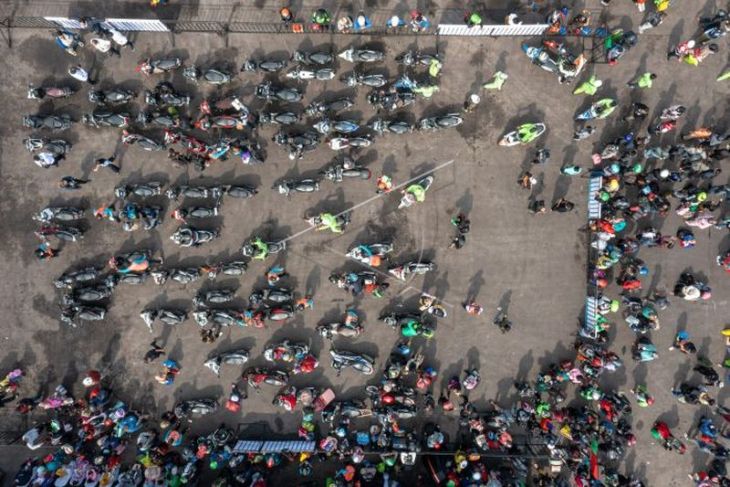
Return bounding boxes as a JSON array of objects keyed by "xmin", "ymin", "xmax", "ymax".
[{"xmin": 0, "ymin": 0, "xmax": 728, "ymax": 484}]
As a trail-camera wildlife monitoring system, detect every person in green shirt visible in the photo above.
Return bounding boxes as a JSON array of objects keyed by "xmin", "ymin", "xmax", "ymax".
[
  {"xmin": 627, "ymin": 72, "xmax": 657, "ymax": 89},
  {"xmin": 318, "ymin": 212, "xmax": 343, "ymax": 233},
  {"xmin": 428, "ymin": 58, "xmax": 442, "ymax": 78},
  {"xmin": 718, "ymin": 70, "xmax": 730, "ymax": 81},
  {"xmin": 413, "ymin": 84, "xmax": 440, "ymax": 98},
  {"xmin": 404, "ymin": 183, "xmax": 426, "ymax": 202},
  {"xmin": 251, "ymin": 237, "xmax": 269, "ymax": 260},
  {"xmin": 465, "ymin": 11, "xmax": 482, "ymax": 27},
  {"xmin": 483, "ymin": 71, "xmax": 508, "ymax": 90},
  {"xmin": 573, "ymin": 74, "xmax": 602, "ymax": 95}
]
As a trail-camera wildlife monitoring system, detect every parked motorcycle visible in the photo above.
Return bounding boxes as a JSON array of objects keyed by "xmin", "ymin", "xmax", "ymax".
[
  {"xmin": 243, "ymin": 368, "xmax": 289, "ymax": 390},
  {"xmin": 419, "ymin": 113, "xmax": 463, "ymax": 131},
  {"xmin": 151, "ymin": 267, "xmax": 202, "ymax": 285},
  {"xmin": 330, "ymin": 349, "xmax": 375, "ymax": 375},
  {"xmin": 202, "ymin": 261, "xmax": 247, "ymax": 279},
  {"xmin": 388, "ymin": 261, "xmax": 436, "ymax": 280},
  {"xmin": 195, "ymin": 115, "xmax": 247, "ymax": 131},
  {"xmin": 313, "ymin": 118, "xmax": 360, "ymax": 135},
  {"xmin": 183, "ymin": 65, "xmax": 232, "ymax": 85},
  {"xmin": 35, "ymin": 224, "xmax": 83, "ymax": 242},
  {"xmin": 61, "ymin": 305, "xmax": 106, "ymax": 326},
  {"xmin": 174, "ymin": 398, "xmax": 218, "ymax": 418},
  {"xmin": 200, "ymin": 96, "xmax": 248, "ymax": 116},
  {"xmin": 170, "ymin": 226, "xmax": 219, "ymax": 247},
  {"xmin": 368, "ymin": 118, "xmax": 413, "ymax": 135},
  {"xmin": 522, "ymin": 44, "xmax": 560, "ymax": 75},
  {"xmin": 254, "ymin": 82, "xmax": 302, "ymax": 102},
  {"xmin": 33, "ymin": 206, "xmax": 84, "ymax": 223},
  {"xmin": 241, "ymin": 238, "xmax": 286, "ymax": 258},
  {"xmin": 276, "ymin": 178, "xmax": 320, "ymax": 197},
  {"xmin": 272, "ymin": 131, "xmax": 320, "ymax": 160},
  {"xmin": 322, "ymin": 160, "xmax": 371, "ymax": 182},
  {"xmin": 144, "ymin": 82, "xmax": 191, "ymax": 107},
  {"xmin": 329, "ymin": 271, "xmax": 388, "ymax": 297},
  {"xmin": 121, "ymin": 131, "xmax": 165, "ymax": 151},
  {"xmin": 193, "ymin": 289, "xmax": 235, "ymax": 307},
  {"xmin": 342, "ymin": 71, "xmax": 388, "ymax": 88},
  {"xmin": 140, "ymin": 308, "xmax": 187, "ymax": 331},
  {"xmin": 82, "ymin": 111, "xmax": 130, "ymax": 128},
  {"xmin": 264, "ymin": 340, "xmax": 309, "ymax": 362},
  {"xmin": 61, "ymin": 284, "xmax": 112, "ymax": 306},
  {"xmin": 292, "ymin": 50, "xmax": 334, "ymax": 66},
  {"xmin": 172, "ymin": 205, "xmax": 220, "ymax": 222},
  {"xmin": 193, "ymin": 308, "xmax": 246, "ymax": 327},
  {"xmin": 346, "ymin": 242, "xmax": 393, "ymax": 265},
  {"xmin": 395, "ymin": 50, "xmax": 440, "ymax": 67},
  {"xmin": 114, "ymin": 181, "xmax": 164, "ymax": 200},
  {"xmin": 329, "ymin": 135, "xmax": 372, "ymax": 150},
  {"xmin": 242, "ymin": 58, "xmax": 288, "ymax": 72},
  {"xmin": 204, "ymin": 349, "xmax": 249, "ymax": 376},
  {"xmin": 305, "ymin": 98, "xmax": 354, "ymax": 117},
  {"xmin": 22, "ymin": 114, "xmax": 72, "ymax": 131},
  {"xmin": 257, "ymin": 111, "xmax": 299, "ymax": 126},
  {"xmin": 499, "ymin": 123, "xmax": 546, "ymax": 146},
  {"xmin": 27, "ymin": 84, "xmax": 75, "ymax": 100},
  {"xmin": 136, "ymin": 58, "xmax": 182, "ymax": 75},
  {"xmin": 166, "ymin": 185, "xmax": 224, "ymax": 201},
  {"xmin": 88, "ymin": 89, "xmax": 136, "ymax": 106},
  {"xmin": 136, "ymin": 110, "xmax": 182, "ymax": 129},
  {"xmin": 317, "ymin": 321, "xmax": 364, "ymax": 339},
  {"xmin": 249, "ymin": 287, "xmax": 293, "ymax": 306},
  {"xmin": 399, "ymin": 176, "xmax": 434, "ymax": 209},
  {"xmin": 367, "ymin": 91, "xmax": 416, "ymax": 112},
  {"xmin": 54, "ymin": 266, "xmax": 101, "ymax": 289},
  {"xmin": 286, "ymin": 66, "xmax": 336, "ymax": 81},
  {"xmin": 339, "ymin": 47, "xmax": 385, "ymax": 63},
  {"xmin": 225, "ymin": 185, "xmax": 258, "ymax": 199}
]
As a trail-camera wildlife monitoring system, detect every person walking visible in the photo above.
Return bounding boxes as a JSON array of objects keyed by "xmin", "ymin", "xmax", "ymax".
[
  {"xmin": 573, "ymin": 75, "xmax": 602, "ymax": 95},
  {"xmin": 35, "ymin": 241, "xmax": 58, "ymax": 261},
  {"xmin": 463, "ymin": 301, "xmax": 483, "ymax": 316},
  {"xmin": 627, "ymin": 72, "xmax": 657, "ymax": 89},
  {"xmin": 551, "ymin": 198, "xmax": 575, "ymax": 212},
  {"xmin": 90, "ymin": 37, "xmax": 120, "ymax": 57},
  {"xmin": 93, "ymin": 156, "xmax": 121, "ymax": 174},
  {"xmin": 59, "ymin": 176, "xmax": 89, "ymax": 190},
  {"xmin": 483, "ymin": 71, "xmax": 508, "ymax": 91},
  {"xmin": 143, "ymin": 341, "xmax": 165, "ymax": 363}
]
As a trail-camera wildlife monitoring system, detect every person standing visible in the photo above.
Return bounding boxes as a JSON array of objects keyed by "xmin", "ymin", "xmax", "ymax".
[
  {"xmin": 483, "ymin": 71, "xmax": 508, "ymax": 91},
  {"xmin": 90, "ymin": 37, "xmax": 120, "ymax": 57},
  {"xmin": 59, "ymin": 176, "xmax": 89, "ymax": 190},
  {"xmin": 68, "ymin": 65, "xmax": 95, "ymax": 85},
  {"xmin": 93, "ymin": 156, "xmax": 121, "ymax": 174},
  {"xmin": 627, "ymin": 72, "xmax": 657, "ymax": 89}
]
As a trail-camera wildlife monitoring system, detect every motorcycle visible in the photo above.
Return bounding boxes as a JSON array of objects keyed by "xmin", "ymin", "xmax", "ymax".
[
  {"xmin": 276, "ymin": 178, "xmax": 320, "ymax": 197},
  {"xmin": 330, "ymin": 349, "xmax": 375, "ymax": 375},
  {"xmin": 140, "ymin": 308, "xmax": 187, "ymax": 331},
  {"xmin": 388, "ymin": 261, "xmax": 436, "ymax": 280},
  {"xmin": 27, "ymin": 84, "xmax": 75, "ymax": 100},
  {"xmin": 367, "ymin": 91, "xmax": 416, "ymax": 112},
  {"xmin": 521, "ymin": 44, "xmax": 560, "ymax": 74},
  {"xmin": 243, "ymin": 368, "xmax": 289, "ymax": 390},
  {"xmin": 88, "ymin": 89, "xmax": 136, "ymax": 106},
  {"xmin": 272, "ymin": 131, "xmax": 320, "ymax": 160},
  {"xmin": 346, "ymin": 243, "xmax": 393, "ymax": 265},
  {"xmin": 313, "ymin": 118, "xmax": 360, "ymax": 135},
  {"xmin": 61, "ymin": 284, "xmax": 112, "ymax": 306},
  {"xmin": 264, "ymin": 340, "xmax": 309, "ymax": 362},
  {"xmin": 204, "ymin": 349, "xmax": 249, "ymax": 376},
  {"xmin": 136, "ymin": 58, "xmax": 182, "ymax": 76},
  {"xmin": 54, "ymin": 266, "xmax": 101, "ymax": 289},
  {"xmin": 121, "ymin": 131, "xmax": 165, "ymax": 151},
  {"xmin": 33, "ymin": 206, "xmax": 84, "ymax": 223},
  {"xmin": 200, "ymin": 96, "xmax": 248, "ymax": 116},
  {"xmin": 576, "ymin": 98, "xmax": 617, "ymax": 121},
  {"xmin": 329, "ymin": 271, "xmax": 388, "ymax": 297},
  {"xmin": 263, "ymin": 305, "xmax": 295, "ymax": 322},
  {"xmin": 322, "ymin": 160, "xmax": 371, "ymax": 182},
  {"xmin": 329, "ymin": 135, "xmax": 372, "ymax": 150},
  {"xmin": 22, "ymin": 114, "xmax": 72, "ymax": 131},
  {"xmin": 193, "ymin": 309, "xmax": 246, "ymax": 327},
  {"xmin": 242, "ymin": 58, "xmax": 288, "ymax": 72},
  {"xmin": 305, "ymin": 98, "xmax": 354, "ymax": 117},
  {"xmin": 82, "ymin": 111, "xmax": 131, "ymax": 129},
  {"xmin": 166, "ymin": 185, "xmax": 224, "ymax": 201},
  {"xmin": 61, "ymin": 305, "xmax": 106, "ymax": 326},
  {"xmin": 368, "ymin": 118, "xmax": 413, "ymax": 135},
  {"xmin": 193, "ymin": 289, "xmax": 235, "ymax": 307},
  {"xmin": 114, "ymin": 181, "xmax": 164, "ymax": 200},
  {"xmin": 136, "ymin": 111, "xmax": 182, "ymax": 129},
  {"xmin": 144, "ymin": 82, "xmax": 191, "ymax": 107},
  {"xmin": 254, "ymin": 82, "xmax": 302, "ymax": 102},
  {"xmin": 225, "ymin": 185, "xmax": 258, "ymax": 199},
  {"xmin": 172, "ymin": 205, "xmax": 220, "ymax": 222},
  {"xmin": 306, "ymin": 212, "xmax": 351, "ymax": 232},
  {"xmin": 339, "ymin": 47, "xmax": 385, "ymax": 63},
  {"xmin": 35, "ymin": 224, "xmax": 83, "ymax": 242},
  {"xmin": 194, "ymin": 115, "xmax": 247, "ymax": 131},
  {"xmin": 395, "ymin": 50, "xmax": 440, "ymax": 67},
  {"xmin": 241, "ymin": 238, "xmax": 286, "ymax": 258},
  {"xmin": 342, "ymin": 71, "xmax": 388, "ymax": 88},
  {"xmin": 418, "ymin": 113, "xmax": 463, "ymax": 131},
  {"xmin": 498, "ymin": 123, "xmax": 546, "ymax": 146},
  {"xmin": 399, "ymin": 175, "xmax": 434, "ymax": 209},
  {"xmin": 183, "ymin": 66, "xmax": 232, "ymax": 85},
  {"xmin": 249, "ymin": 287, "xmax": 293, "ymax": 306},
  {"xmin": 257, "ymin": 111, "xmax": 299, "ymax": 126},
  {"xmin": 286, "ymin": 66, "xmax": 336, "ymax": 81},
  {"xmin": 151, "ymin": 267, "xmax": 202, "ymax": 285},
  {"xmin": 380, "ymin": 313, "xmax": 434, "ymax": 338},
  {"xmin": 202, "ymin": 261, "xmax": 247, "ymax": 280},
  {"xmin": 174, "ymin": 398, "xmax": 218, "ymax": 418},
  {"xmin": 659, "ymin": 105, "xmax": 687, "ymax": 120},
  {"xmin": 292, "ymin": 50, "xmax": 334, "ymax": 66},
  {"xmin": 170, "ymin": 226, "xmax": 219, "ymax": 247},
  {"xmin": 605, "ymin": 30, "xmax": 638, "ymax": 65},
  {"xmin": 317, "ymin": 321, "xmax": 364, "ymax": 339}
]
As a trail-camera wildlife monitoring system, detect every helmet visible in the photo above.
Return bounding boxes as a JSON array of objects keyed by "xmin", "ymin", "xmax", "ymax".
[
  {"xmin": 594, "ymin": 79, "xmax": 604, "ymax": 87},
  {"xmin": 659, "ymin": 169, "xmax": 670, "ymax": 178},
  {"xmin": 697, "ymin": 192, "xmax": 707, "ymax": 202}
]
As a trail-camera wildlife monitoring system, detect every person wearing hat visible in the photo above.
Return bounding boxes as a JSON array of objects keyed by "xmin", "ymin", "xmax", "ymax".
[{"xmin": 573, "ymin": 74, "xmax": 602, "ymax": 95}]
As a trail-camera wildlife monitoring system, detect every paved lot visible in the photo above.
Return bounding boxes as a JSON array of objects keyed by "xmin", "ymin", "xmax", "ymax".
[{"xmin": 0, "ymin": 1, "xmax": 728, "ymax": 484}]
